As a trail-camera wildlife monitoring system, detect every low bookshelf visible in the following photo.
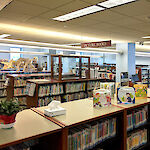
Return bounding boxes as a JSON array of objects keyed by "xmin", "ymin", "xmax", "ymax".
[
  {"xmin": 32, "ymin": 98, "xmax": 125, "ymax": 150},
  {"xmin": 0, "ymin": 109, "xmax": 64, "ymax": 150},
  {"xmin": 114, "ymin": 98, "xmax": 150, "ymax": 150},
  {"xmin": 26, "ymin": 78, "xmax": 115, "ymax": 108}
]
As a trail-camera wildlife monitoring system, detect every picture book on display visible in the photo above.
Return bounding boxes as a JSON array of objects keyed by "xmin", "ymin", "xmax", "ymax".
[
  {"xmin": 134, "ymin": 84, "xmax": 147, "ymax": 98},
  {"xmin": 117, "ymin": 87, "xmax": 135, "ymax": 104}
]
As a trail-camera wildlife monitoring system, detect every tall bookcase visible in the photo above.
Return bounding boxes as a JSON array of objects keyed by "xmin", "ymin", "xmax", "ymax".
[{"xmin": 26, "ymin": 78, "xmax": 114, "ymax": 108}]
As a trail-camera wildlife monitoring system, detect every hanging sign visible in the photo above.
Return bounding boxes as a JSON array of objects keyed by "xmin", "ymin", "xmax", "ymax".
[{"xmin": 81, "ymin": 40, "xmax": 111, "ymax": 48}]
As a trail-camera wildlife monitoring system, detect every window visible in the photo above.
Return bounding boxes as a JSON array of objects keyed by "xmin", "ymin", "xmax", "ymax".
[{"xmin": 10, "ymin": 47, "xmax": 21, "ymax": 60}]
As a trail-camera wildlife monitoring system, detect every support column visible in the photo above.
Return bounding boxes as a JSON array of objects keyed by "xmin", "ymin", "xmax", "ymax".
[{"xmin": 116, "ymin": 43, "xmax": 135, "ymax": 82}]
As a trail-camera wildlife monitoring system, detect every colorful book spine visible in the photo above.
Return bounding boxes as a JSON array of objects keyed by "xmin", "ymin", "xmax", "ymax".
[
  {"xmin": 38, "ymin": 96, "xmax": 61, "ymax": 107},
  {"xmin": 127, "ymin": 129, "xmax": 147, "ymax": 150},
  {"xmin": 63, "ymin": 92, "xmax": 87, "ymax": 102},
  {"xmin": 87, "ymin": 81, "xmax": 101, "ymax": 90},
  {"xmin": 14, "ymin": 88, "xmax": 26, "ymax": 96},
  {"xmin": 38, "ymin": 84, "xmax": 63, "ymax": 97},
  {"xmin": 127, "ymin": 106, "xmax": 148, "ymax": 131},
  {"xmin": 66, "ymin": 82, "xmax": 86, "ymax": 93},
  {"xmin": 68, "ymin": 118, "xmax": 116, "ymax": 150}
]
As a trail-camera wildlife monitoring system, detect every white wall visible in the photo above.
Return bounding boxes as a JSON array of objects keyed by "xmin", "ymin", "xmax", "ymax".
[{"xmin": 136, "ymin": 56, "xmax": 150, "ymax": 66}]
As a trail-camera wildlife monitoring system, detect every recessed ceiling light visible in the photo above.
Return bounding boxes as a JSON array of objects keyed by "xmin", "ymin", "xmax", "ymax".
[
  {"xmin": 98, "ymin": 0, "xmax": 136, "ymax": 8},
  {"xmin": 53, "ymin": 5, "xmax": 105, "ymax": 21},
  {"xmin": 0, "ymin": 34, "xmax": 11, "ymax": 38},
  {"xmin": 0, "ymin": 0, "xmax": 13, "ymax": 11},
  {"xmin": 142, "ymin": 36, "xmax": 150, "ymax": 39}
]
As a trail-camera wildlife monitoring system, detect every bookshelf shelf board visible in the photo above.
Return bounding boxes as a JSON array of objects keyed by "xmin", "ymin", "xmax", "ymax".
[
  {"xmin": 0, "ymin": 80, "xmax": 5, "ymax": 82},
  {"xmin": 35, "ymin": 98, "xmax": 124, "ymax": 127},
  {"xmin": 127, "ymin": 122, "xmax": 150, "ymax": 135},
  {"xmin": 38, "ymin": 93, "xmax": 64, "ymax": 98},
  {"xmin": 0, "ymin": 87, "xmax": 6, "ymax": 90},
  {"xmin": 0, "ymin": 109, "xmax": 61, "ymax": 149},
  {"xmin": 65, "ymin": 91, "xmax": 86, "ymax": 94},
  {"xmin": 114, "ymin": 98, "xmax": 150, "ymax": 110},
  {"xmin": 14, "ymin": 95, "xmax": 26, "ymax": 97},
  {"xmin": 14, "ymin": 85, "xmax": 26, "ymax": 88},
  {"xmin": 0, "ymin": 96, "xmax": 6, "ymax": 98}
]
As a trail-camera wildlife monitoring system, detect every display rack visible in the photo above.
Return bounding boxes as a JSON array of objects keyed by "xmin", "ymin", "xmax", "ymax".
[
  {"xmin": 51, "ymin": 55, "xmax": 90, "ymax": 80},
  {"xmin": 0, "ymin": 109, "xmax": 64, "ymax": 150},
  {"xmin": 26, "ymin": 78, "xmax": 114, "ymax": 108}
]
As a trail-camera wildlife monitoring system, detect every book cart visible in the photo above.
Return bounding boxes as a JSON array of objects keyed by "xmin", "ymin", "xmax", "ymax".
[
  {"xmin": 32, "ymin": 99, "xmax": 125, "ymax": 150},
  {"xmin": 114, "ymin": 99, "xmax": 150, "ymax": 150},
  {"xmin": 26, "ymin": 78, "xmax": 114, "ymax": 108},
  {"xmin": 0, "ymin": 109, "xmax": 65, "ymax": 150}
]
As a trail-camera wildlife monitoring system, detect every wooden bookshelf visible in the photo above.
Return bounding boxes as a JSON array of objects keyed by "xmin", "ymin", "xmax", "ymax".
[
  {"xmin": 6, "ymin": 73, "xmax": 52, "ymax": 107},
  {"xmin": 33, "ymin": 98, "xmax": 125, "ymax": 150},
  {"xmin": 113, "ymin": 98, "xmax": 150, "ymax": 150},
  {"xmin": 26, "ymin": 78, "xmax": 115, "ymax": 108},
  {"xmin": 0, "ymin": 109, "xmax": 64, "ymax": 150}
]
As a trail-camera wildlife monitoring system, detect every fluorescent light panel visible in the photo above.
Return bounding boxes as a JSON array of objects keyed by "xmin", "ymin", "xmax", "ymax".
[
  {"xmin": 0, "ymin": 34, "xmax": 11, "ymax": 38},
  {"xmin": 142, "ymin": 36, "xmax": 150, "ymax": 39},
  {"xmin": 53, "ymin": 5, "xmax": 105, "ymax": 21},
  {"xmin": 0, "ymin": 0, "xmax": 13, "ymax": 11},
  {"xmin": 98, "ymin": 0, "xmax": 136, "ymax": 8}
]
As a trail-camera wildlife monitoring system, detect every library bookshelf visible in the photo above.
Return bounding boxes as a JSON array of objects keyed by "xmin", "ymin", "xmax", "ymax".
[
  {"xmin": 6, "ymin": 73, "xmax": 51, "ymax": 107},
  {"xmin": 26, "ymin": 78, "xmax": 114, "ymax": 108},
  {"xmin": 113, "ymin": 98, "xmax": 150, "ymax": 150},
  {"xmin": 33, "ymin": 99, "xmax": 125, "ymax": 150},
  {"xmin": 0, "ymin": 109, "xmax": 64, "ymax": 150}
]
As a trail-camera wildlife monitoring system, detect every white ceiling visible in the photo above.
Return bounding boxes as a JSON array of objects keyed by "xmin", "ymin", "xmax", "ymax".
[{"xmin": 0, "ymin": 0, "xmax": 150, "ymax": 47}]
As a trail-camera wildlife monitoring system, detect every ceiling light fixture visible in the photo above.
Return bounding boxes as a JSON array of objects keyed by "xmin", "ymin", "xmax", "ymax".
[
  {"xmin": 142, "ymin": 36, "xmax": 150, "ymax": 39},
  {"xmin": 0, "ymin": 34, "xmax": 11, "ymax": 38},
  {"xmin": 98, "ymin": 0, "xmax": 136, "ymax": 8},
  {"xmin": 0, "ymin": 0, "xmax": 13, "ymax": 11},
  {"xmin": 53, "ymin": 5, "xmax": 105, "ymax": 21}
]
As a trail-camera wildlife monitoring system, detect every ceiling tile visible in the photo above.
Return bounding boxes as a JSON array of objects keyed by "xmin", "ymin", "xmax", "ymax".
[
  {"xmin": 17, "ymin": 0, "xmax": 75, "ymax": 9},
  {"xmin": 112, "ymin": 0, "xmax": 150, "ymax": 17},
  {"xmin": 1, "ymin": 1, "xmax": 49, "ymax": 16},
  {"xmin": 89, "ymin": 10, "xmax": 125, "ymax": 22},
  {"xmin": 55, "ymin": 0, "xmax": 95, "ymax": 14}
]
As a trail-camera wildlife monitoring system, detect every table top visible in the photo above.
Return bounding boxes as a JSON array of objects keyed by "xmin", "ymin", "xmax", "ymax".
[
  {"xmin": 0, "ymin": 109, "xmax": 61, "ymax": 148},
  {"xmin": 36, "ymin": 98, "xmax": 124, "ymax": 127},
  {"xmin": 112, "ymin": 97, "xmax": 150, "ymax": 110}
]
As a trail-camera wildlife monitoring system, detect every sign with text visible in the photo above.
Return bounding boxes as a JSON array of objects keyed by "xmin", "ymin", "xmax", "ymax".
[{"xmin": 81, "ymin": 40, "xmax": 111, "ymax": 48}]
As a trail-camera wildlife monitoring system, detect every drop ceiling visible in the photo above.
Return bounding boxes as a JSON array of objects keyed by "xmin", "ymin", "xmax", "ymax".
[{"xmin": 0, "ymin": 0, "xmax": 150, "ymax": 48}]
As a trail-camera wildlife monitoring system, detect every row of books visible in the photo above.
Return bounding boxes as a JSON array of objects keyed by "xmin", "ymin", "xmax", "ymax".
[
  {"xmin": 68, "ymin": 118, "xmax": 116, "ymax": 150},
  {"xmin": 0, "ymin": 89, "xmax": 6, "ymax": 97},
  {"xmin": 87, "ymin": 81, "xmax": 101, "ymax": 90},
  {"xmin": 87, "ymin": 91, "xmax": 93, "ymax": 97},
  {"xmin": 38, "ymin": 84, "xmax": 63, "ymax": 97},
  {"xmin": 14, "ymin": 79, "xmax": 26, "ymax": 87},
  {"xmin": 99, "ymin": 73, "xmax": 115, "ymax": 80},
  {"xmin": 63, "ymin": 92, "xmax": 87, "ymax": 102},
  {"xmin": 38, "ymin": 96, "xmax": 61, "ymax": 107},
  {"xmin": 127, "ymin": 129, "xmax": 147, "ymax": 150},
  {"xmin": 127, "ymin": 106, "xmax": 148, "ymax": 131},
  {"xmin": 0, "ymin": 81, "xmax": 5, "ymax": 88},
  {"xmin": 66, "ymin": 82, "xmax": 86, "ymax": 93},
  {"xmin": 14, "ymin": 88, "xmax": 26, "ymax": 96}
]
